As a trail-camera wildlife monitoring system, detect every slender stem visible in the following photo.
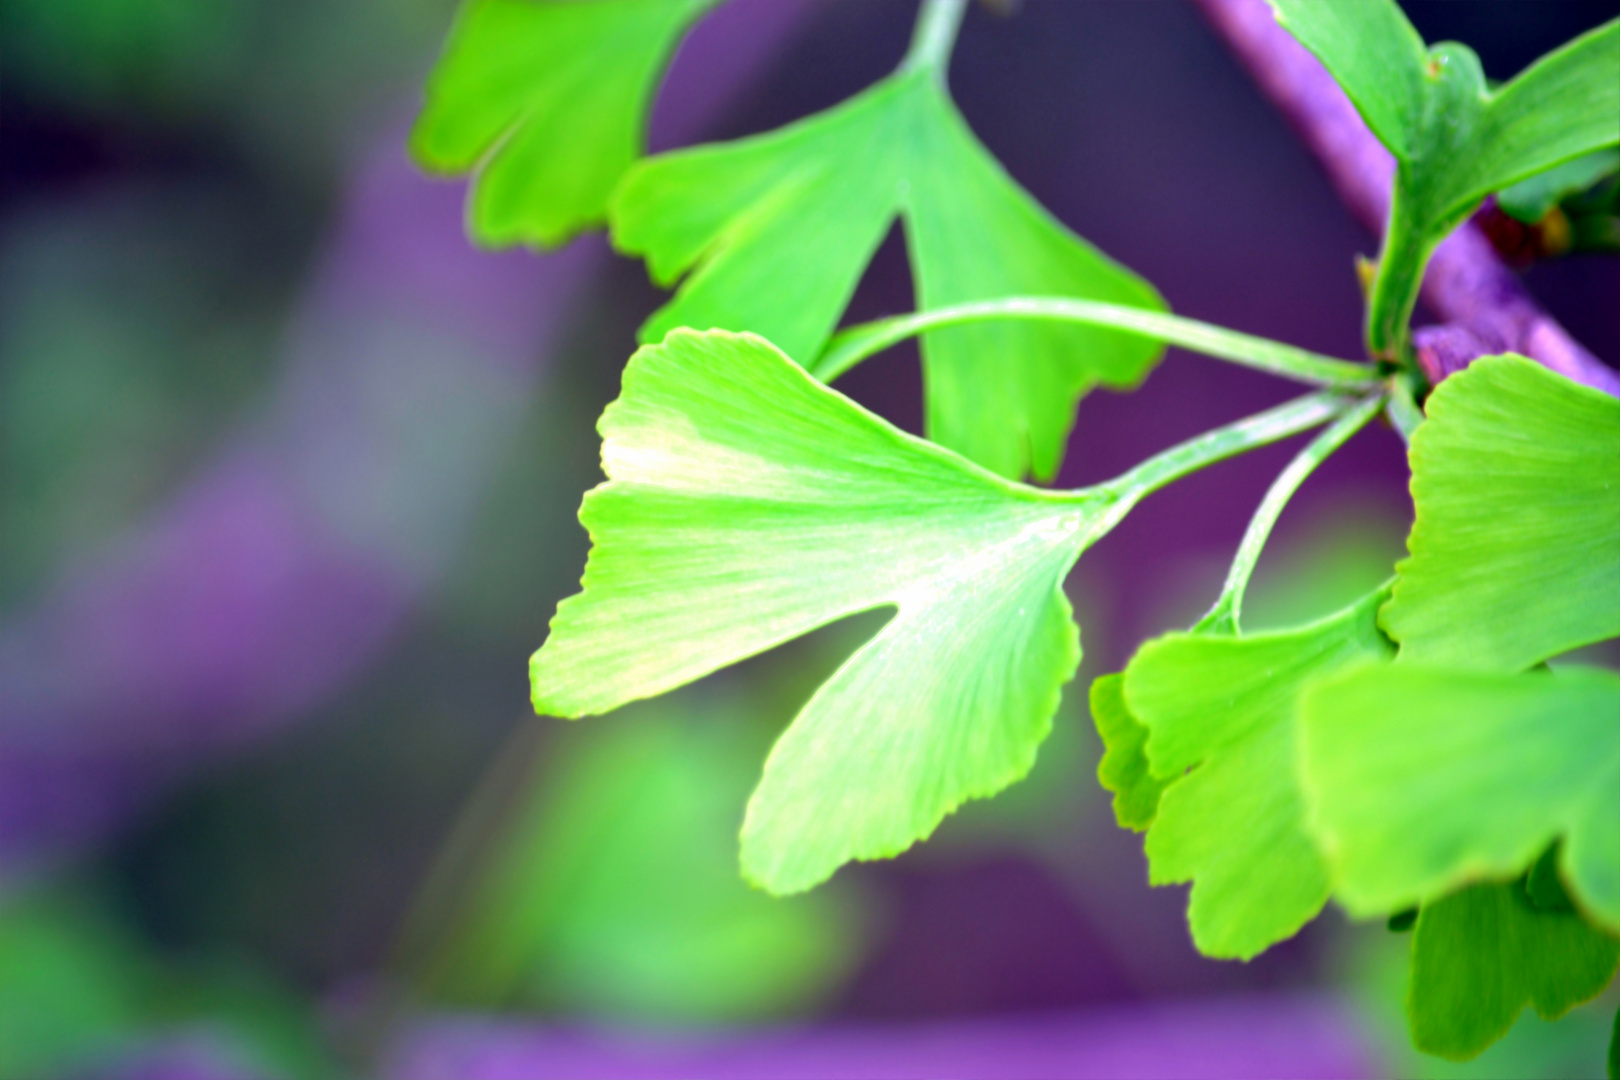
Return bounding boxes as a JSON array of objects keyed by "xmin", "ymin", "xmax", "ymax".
[
  {"xmin": 900, "ymin": 0, "xmax": 969, "ymax": 82},
  {"xmin": 1364, "ymin": 183, "xmax": 1436, "ymax": 364},
  {"xmin": 813, "ymin": 297, "xmax": 1381, "ymax": 390},
  {"xmin": 1196, "ymin": 391, "xmax": 1387, "ymax": 634},
  {"xmin": 1385, "ymin": 370, "xmax": 1425, "ymax": 443},
  {"xmin": 1073, "ymin": 390, "xmax": 1357, "ymax": 509}
]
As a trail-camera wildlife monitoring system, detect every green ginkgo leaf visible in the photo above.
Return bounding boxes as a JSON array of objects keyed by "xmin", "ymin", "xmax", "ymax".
[
  {"xmin": 531, "ymin": 328, "xmax": 1125, "ymax": 894},
  {"xmin": 1407, "ymin": 881, "xmax": 1620, "ymax": 1061},
  {"xmin": 1271, "ymin": 1, "xmax": 1620, "ymax": 353},
  {"xmin": 411, "ymin": 0, "xmax": 716, "ymax": 248},
  {"xmin": 1122, "ymin": 589, "xmax": 1392, "ymax": 960},
  {"xmin": 1381, "ymin": 355, "xmax": 1620, "ymax": 673},
  {"xmin": 531, "ymin": 329, "xmax": 1344, "ymax": 894},
  {"xmin": 1300, "ymin": 663, "xmax": 1620, "ymax": 932},
  {"xmin": 611, "ymin": 67, "xmax": 1164, "ymax": 481}
]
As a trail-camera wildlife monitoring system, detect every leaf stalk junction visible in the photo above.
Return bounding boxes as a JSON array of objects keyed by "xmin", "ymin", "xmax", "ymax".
[
  {"xmin": 816, "ymin": 295, "xmax": 1392, "ymax": 625},
  {"xmin": 900, "ymin": 0, "xmax": 970, "ymax": 82}
]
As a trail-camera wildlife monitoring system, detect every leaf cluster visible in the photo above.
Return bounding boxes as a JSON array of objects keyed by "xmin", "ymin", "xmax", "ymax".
[
  {"xmin": 1096, "ymin": 356, "xmax": 1620, "ymax": 1060},
  {"xmin": 413, "ymin": 0, "xmax": 1163, "ymax": 482},
  {"xmin": 414, "ymin": 0, "xmax": 1620, "ymax": 1069}
]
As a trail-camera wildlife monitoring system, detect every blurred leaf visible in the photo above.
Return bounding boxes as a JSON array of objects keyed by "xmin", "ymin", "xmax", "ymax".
[
  {"xmin": 1381, "ymin": 356, "xmax": 1620, "ymax": 673},
  {"xmin": 531, "ymin": 329, "xmax": 1131, "ymax": 893},
  {"xmin": 0, "ymin": 896, "xmax": 148, "ymax": 1077},
  {"xmin": 1351, "ymin": 919, "xmax": 1619, "ymax": 1080},
  {"xmin": 1467, "ymin": 24, "xmax": 1620, "ymax": 212},
  {"xmin": 1123, "ymin": 589, "xmax": 1392, "ymax": 959},
  {"xmin": 613, "ymin": 67, "xmax": 1164, "ymax": 481},
  {"xmin": 412, "ymin": 0, "xmax": 717, "ymax": 248},
  {"xmin": 1497, "ymin": 148, "xmax": 1620, "ymax": 223},
  {"xmin": 0, "ymin": 0, "xmax": 250, "ymax": 113},
  {"xmin": 1408, "ymin": 882, "xmax": 1620, "ymax": 1061},
  {"xmin": 1301, "ymin": 664, "xmax": 1620, "ymax": 932},
  {"xmin": 2, "ymin": 0, "xmax": 447, "ymax": 173},
  {"xmin": 418, "ymin": 705, "xmax": 860, "ymax": 1024},
  {"xmin": 0, "ymin": 891, "xmax": 338, "ymax": 1080}
]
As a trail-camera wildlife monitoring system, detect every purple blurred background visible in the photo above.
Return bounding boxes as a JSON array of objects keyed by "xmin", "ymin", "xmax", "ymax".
[{"xmin": 2, "ymin": 2, "xmax": 1616, "ymax": 1078}]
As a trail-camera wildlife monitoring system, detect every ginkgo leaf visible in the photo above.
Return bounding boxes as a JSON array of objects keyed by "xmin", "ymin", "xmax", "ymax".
[
  {"xmin": 530, "ymin": 329, "xmax": 1346, "ymax": 894},
  {"xmin": 531, "ymin": 328, "xmax": 1125, "ymax": 893},
  {"xmin": 1089, "ymin": 673, "xmax": 1166, "ymax": 832},
  {"xmin": 1380, "ymin": 355, "xmax": 1620, "ymax": 673},
  {"xmin": 1300, "ymin": 664, "xmax": 1620, "ymax": 933},
  {"xmin": 411, "ymin": 0, "xmax": 716, "ymax": 248},
  {"xmin": 1272, "ymin": 1, "xmax": 1620, "ymax": 228},
  {"xmin": 611, "ymin": 67, "xmax": 1164, "ymax": 481},
  {"xmin": 1122, "ymin": 589, "xmax": 1392, "ymax": 960},
  {"xmin": 1407, "ymin": 881, "xmax": 1620, "ymax": 1061}
]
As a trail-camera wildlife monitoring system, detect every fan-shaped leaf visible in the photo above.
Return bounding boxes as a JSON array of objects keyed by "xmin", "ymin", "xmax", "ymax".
[
  {"xmin": 532, "ymin": 329, "xmax": 1139, "ymax": 893},
  {"xmin": 1123, "ymin": 590, "xmax": 1392, "ymax": 959},
  {"xmin": 1407, "ymin": 881, "xmax": 1620, "ymax": 1060},
  {"xmin": 1381, "ymin": 355, "xmax": 1620, "ymax": 672}
]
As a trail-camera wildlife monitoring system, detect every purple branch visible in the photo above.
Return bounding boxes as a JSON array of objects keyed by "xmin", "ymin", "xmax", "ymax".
[{"xmin": 1196, "ymin": 0, "xmax": 1620, "ymax": 397}]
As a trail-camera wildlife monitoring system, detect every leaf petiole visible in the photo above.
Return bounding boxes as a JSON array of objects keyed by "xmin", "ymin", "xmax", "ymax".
[
  {"xmin": 1093, "ymin": 390, "xmax": 1362, "ymax": 508},
  {"xmin": 1385, "ymin": 369, "xmax": 1425, "ymax": 442},
  {"xmin": 1197, "ymin": 390, "xmax": 1388, "ymax": 634},
  {"xmin": 1364, "ymin": 192, "xmax": 1436, "ymax": 363},
  {"xmin": 815, "ymin": 297, "xmax": 1381, "ymax": 390},
  {"xmin": 900, "ymin": 0, "xmax": 970, "ymax": 82}
]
